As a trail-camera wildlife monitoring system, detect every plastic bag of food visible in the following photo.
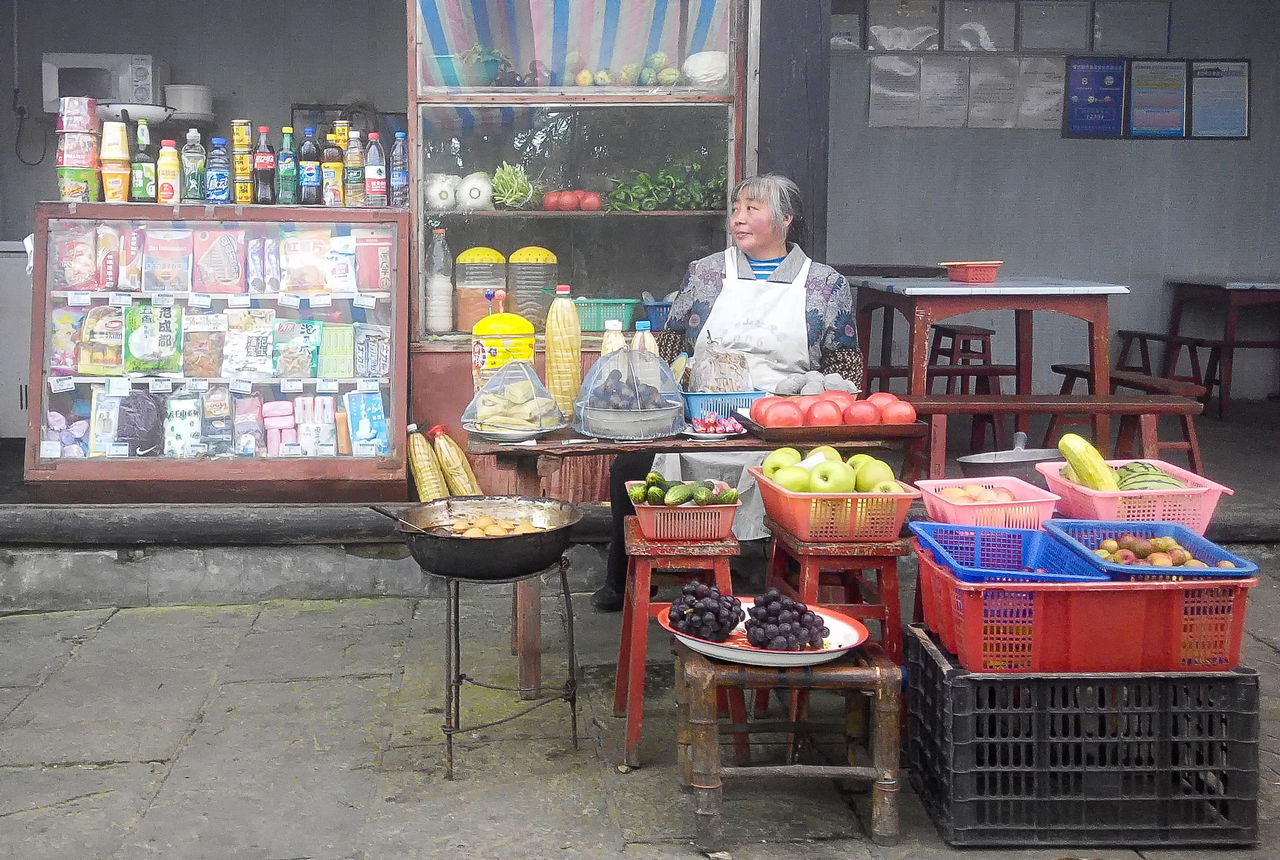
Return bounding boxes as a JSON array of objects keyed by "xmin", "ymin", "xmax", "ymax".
[
  {"xmin": 123, "ymin": 304, "xmax": 183, "ymax": 375},
  {"xmin": 115, "ymin": 391, "xmax": 164, "ymax": 456},
  {"xmin": 574, "ymin": 348, "xmax": 683, "ymax": 440},
  {"xmin": 687, "ymin": 339, "xmax": 753, "ymax": 393},
  {"xmin": 273, "ymin": 318, "xmax": 324, "ymax": 378},
  {"xmin": 462, "ymin": 359, "xmax": 564, "ymax": 433}
]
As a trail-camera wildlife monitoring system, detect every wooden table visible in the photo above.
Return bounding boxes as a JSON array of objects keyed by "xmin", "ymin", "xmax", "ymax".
[
  {"xmin": 1163, "ymin": 278, "xmax": 1280, "ymax": 419},
  {"xmin": 466, "ymin": 426, "xmax": 929, "ymax": 697},
  {"xmin": 854, "ymin": 276, "xmax": 1129, "ymax": 439}
]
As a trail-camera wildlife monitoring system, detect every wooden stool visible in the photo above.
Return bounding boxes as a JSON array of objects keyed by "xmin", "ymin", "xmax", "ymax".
[
  {"xmin": 1117, "ymin": 329, "xmax": 1222, "ymax": 407},
  {"xmin": 673, "ymin": 639, "xmax": 901, "ymax": 852},
  {"xmin": 927, "ymin": 323, "xmax": 996, "ymax": 395},
  {"xmin": 616, "ymin": 516, "xmax": 745, "ymax": 768}
]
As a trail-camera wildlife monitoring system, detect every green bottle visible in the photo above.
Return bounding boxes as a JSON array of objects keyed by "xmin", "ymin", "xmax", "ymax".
[
  {"xmin": 276, "ymin": 126, "xmax": 298, "ymax": 205},
  {"xmin": 129, "ymin": 119, "xmax": 156, "ymax": 202}
]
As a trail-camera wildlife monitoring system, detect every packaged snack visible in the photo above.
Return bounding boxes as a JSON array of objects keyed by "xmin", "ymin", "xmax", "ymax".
[
  {"xmin": 343, "ymin": 390, "xmax": 390, "ymax": 455},
  {"xmin": 247, "ymin": 237, "xmax": 267, "ymax": 294},
  {"xmin": 316, "ymin": 323, "xmax": 354, "ymax": 378},
  {"xmin": 273, "ymin": 319, "xmax": 324, "ymax": 378},
  {"xmin": 164, "ymin": 395, "xmax": 203, "ymax": 457},
  {"xmin": 279, "ymin": 227, "xmax": 332, "ymax": 293},
  {"xmin": 192, "ymin": 228, "xmax": 247, "ymax": 294},
  {"xmin": 88, "ymin": 389, "xmax": 123, "ymax": 456},
  {"xmin": 96, "ymin": 223, "xmax": 121, "ymax": 290},
  {"xmin": 354, "ymin": 230, "xmax": 394, "ymax": 292},
  {"xmin": 299, "ymin": 395, "xmax": 338, "ymax": 456},
  {"xmin": 202, "ymin": 384, "xmax": 233, "ymax": 419},
  {"xmin": 49, "ymin": 306, "xmax": 88, "ymax": 376},
  {"xmin": 77, "ymin": 305, "xmax": 125, "ymax": 376},
  {"xmin": 326, "ymin": 235, "xmax": 357, "ymax": 294},
  {"xmin": 688, "ymin": 340, "xmax": 753, "ymax": 393},
  {"xmin": 141, "ymin": 229, "xmax": 194, "ymax": 293},
  {"xmin": 221, "ymin": 308, "xmax": 276, "ymax": 378},
  {"xmin": 353, "ymin": 322, "xmax": 391, "ymax": 378},
  {"xmin": 233, "ymin": 394, "xmax": 265, "ymax": 456},
  {"xmin": 115, "ymin": 391, "xmax": 165, "ymax": 456},
  {"xmin": 49, "ymin": 222, "xmax": 99, "ymax": 291},
  {"xmin": 264, "ymin": 237, "xmax": 282, "ymax": 292},
  {"xmin": 123, "ymin": 304, "xmax": 183, "ymax": 374},
  {"xmin": 183, "ymin": 313, "xmax": 228, "ymax": 379},
  {"xmin": 45, "ymin": 410, "xmax": 90, "ymax": 458},
  {"xmin": 116, "ymin": 225, "xmax": 145, "ymax": 291},
  {"xmin": 201, "ymin": 385, "xmax": 234, "ymax": 456}
]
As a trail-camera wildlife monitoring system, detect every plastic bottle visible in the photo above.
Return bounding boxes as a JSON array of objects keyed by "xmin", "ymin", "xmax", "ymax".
[
  {"xmin": 129, "ymin": 119, "xmax": 156, "ymax": 202},
  {"xmin": 204, "ymin": 137, "xmax": 231, "ymax": 203},
  {"xmin": 422, "ymin": 227, "xmax": 453, "ymax": 335},
  {"xmin": 276, "ymin": 126, "xmax": 298, "ymax": 205},
  {"xmin": 544, "ymin": 284, "xmax": 582, "ymax": 420},
  {"xmin": 363, "ymin": 132, "xmax": 387, "ymax": 207},
  {"xmin": 155, "ymin": 139, "xmax": 181, "ymax": 204},
  {"xmin": 297, "ymin": 126, "xmax": 322, "ymax": 205},
  {"xmin": 321, "ymin": 133, "xmax": 344, "ymax": 206},
  {"xmin": 179, "ymin": 128, "xmax": 205, "ymax": 202},
  {"xmin": 252, "ymin": 126, "xmax": 276, "ymax": 205},
  {"xmin": 600, "ymin": 319, "xmax": 627, "ymax": 355},
  {"xmin": 389, "ymin": 131, "xmax": 409, "ymax": 207},
  {"xmin": 471, "ymin": 303, "xmax": 535, "ymax": 391},
  {"xmin": 343, "ymin": 130, "xmax": 365, "ymax": 206},
  {"xmin": 425, "ymin": 424, "xmax": 481, "ymax": 495},
  {"xmin": 631, "ymin": 319, "xmax": 658, "ymax": 353}
]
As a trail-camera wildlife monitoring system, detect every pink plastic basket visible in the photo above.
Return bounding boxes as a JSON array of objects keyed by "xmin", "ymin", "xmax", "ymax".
[
  {"xmin": 1035, "ymin": 459, "xmax": 1232, "ymax": 535},
  {"xmin": 748, "ymin": 466, "xmax": 920, "ymax": 542},
  {"xmin": 940, "ymin": 261, "xmax": 1002, "ymax": 283},
  {"xmin": 625, "ymin": 480, "xmax": 740, "ymax": 541},
  {"xmin": 916, "ymin": 476, "xmax": 1059, "ymax": 530}
]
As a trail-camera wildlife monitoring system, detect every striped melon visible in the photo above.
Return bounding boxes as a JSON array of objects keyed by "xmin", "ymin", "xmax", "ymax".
[{"xmin": 1115, "ymin": 462, "xmax": 1185, "ymax": 491}]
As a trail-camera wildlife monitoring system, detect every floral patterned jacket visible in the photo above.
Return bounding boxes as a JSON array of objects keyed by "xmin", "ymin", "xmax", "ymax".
[{"xmin": 654, "ymin": 245, "xmax": 865, "ymax": 389}]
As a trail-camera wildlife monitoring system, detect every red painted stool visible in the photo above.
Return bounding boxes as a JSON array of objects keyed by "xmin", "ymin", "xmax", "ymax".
[{"xmin": 615, "ymin": 516, "xmax": 747, "ymax": 768}]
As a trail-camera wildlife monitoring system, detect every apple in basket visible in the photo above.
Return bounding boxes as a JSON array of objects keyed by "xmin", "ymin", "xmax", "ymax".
[
  {"xmin": 761, "ymin": 447, "xmax": 802, "ymax": 479},
  {"xmin": 808, "ymin": 459, "xmax": 858, "ymax": 493}
]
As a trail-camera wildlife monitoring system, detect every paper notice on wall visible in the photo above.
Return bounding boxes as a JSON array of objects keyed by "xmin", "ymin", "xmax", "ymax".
[
  {"xmin": 1019, "ymin": 0, "xmax": 1090, "ymax": 52},
  {"xmin": 919, "ymin": 55, "xmax": 969, "ymax": 127},
  {"xmin": 1016, "ymin": 57, "xmax": 1066, "ymax": 130},
  {"xmin": 968, "ymin": 56, "xmax": 1019, "ymax": 128},
  {"xmin": 869, "ymin": 55, "xmax": 923, "ymax": 127}
]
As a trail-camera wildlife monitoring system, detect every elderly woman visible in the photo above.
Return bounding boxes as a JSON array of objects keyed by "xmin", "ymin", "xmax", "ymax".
[{"xmin": 593, "ymin": 173, "xmax": 864, "ymax": 611}]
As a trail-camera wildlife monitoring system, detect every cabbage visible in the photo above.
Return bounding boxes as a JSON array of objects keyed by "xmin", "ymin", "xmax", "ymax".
[
  {"xmin": 425, "ymin": 175, "xmax": 456, "ymax": 210},
  {"xmin": 681, "ymin": 51, "xmax": 728, "ymax": 86},
  {"xmin": 455, "ymin": 172, "xmax": 493, "ymax": 210}
]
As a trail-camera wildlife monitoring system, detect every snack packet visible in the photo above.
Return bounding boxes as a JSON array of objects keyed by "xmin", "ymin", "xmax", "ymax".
[
  {"xmin": 233, "ymin": 394, "xmax": 265, "ymax": 456},
  {"xmin": 353, "ymin": 322, "xmax": 391, "ymax": 378},
  {"xmin": 192, "ymin": 228, "xmax": 247, "ymax": 294},
  {"xmin": 88, "ymin": 389, "xmax": 123, "ymax": 457},
  {"xmin": 49, "ymin": 222, "xmax": 98, "ymax": 291},
  {"xmin": 116, "ymin": 225, "xmax": 145, "ymax": 291},
  {"xmin": 279, "ymin": 228, "xmax": 332, "ymax": 293},
  {"xmin": 221, "ymin": 308, "xmax": 276, "ymax": 378},
  {"xmin": 688, "ymin": 340, "xmax": 753, "ymax": 393},
  {"xmin": 273, "ymin": 319, "xmax": 324, "ymax": 378},
  {"xmin": 141, "ymin": 229, "xmax": 194, "ymax": 293},
  {"xmin": 96, "ymin": 223, "xmax": 121, "ymax": 290},
  {"xmin": 123, "ymin": 304, "xmax": 183, "ymax": 374},
  {"xmin": 49, "ymin": 306, "xmax": 88, "ymax": 376},
  {"xmin": 325, "ymin": 235, "xmax": 357, "ymax": 294},
  {"xmin": 77, "ymin": 305, "xmax": 125, "ymax": 376},
  {"xmin": 164, "ymin": 395, "xmax": 203, "ymax": 457},
  {"xmin": 182, "ymin": 313, "xmax": 228, "ymax": 379},
  {"xmin": 115, "ymin": 391, "xmax": 164, "ymax": 456},
  {"xmin": 202, "ymin": 385, "xmax": 234, "ymax": 456}
]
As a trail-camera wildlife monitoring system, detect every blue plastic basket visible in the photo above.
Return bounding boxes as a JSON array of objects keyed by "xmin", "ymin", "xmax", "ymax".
[
  {"xmin": 907, "ymin": 522, "xmax": 1108, "ymax": 583},
  {"xmin": 1043, "ymin": 520, "xmax": 1259, "ymax": 580},
  {"xmin": 643, "ymin": 300, "xmax": 672, "ymax": 330},
  {"xmin": 683, "ymin": 389, "xmax": 767, "ymax": 421}
]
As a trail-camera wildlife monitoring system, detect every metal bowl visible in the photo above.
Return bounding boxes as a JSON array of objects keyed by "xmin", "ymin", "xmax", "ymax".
[
  {"xmin": 396, "ymin": 496, "xmax": 581, "ymax": 581},
  {"xmin": 955, "ymin": 432, "xmax": 1062, "ymax": 489}
]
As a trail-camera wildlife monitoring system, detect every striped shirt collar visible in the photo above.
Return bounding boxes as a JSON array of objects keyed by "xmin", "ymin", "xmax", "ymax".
[{"xmin": 731, "ymin": 244, "xmax": 809, "ymax": 282}]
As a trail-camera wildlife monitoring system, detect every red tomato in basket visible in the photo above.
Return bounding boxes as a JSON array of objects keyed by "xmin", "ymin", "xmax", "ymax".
[
  {"xmin": 542, "ymin": 191, "xmax": 562, "ymax": 210},
  {"xmin": 749, "ymin": 396, "xmax": 782, "ymax": 424},
  {"xmin": 804, "ymin": 400, "xmax": 844, "ymax": 426},
  {"xmin": 866, "ymin": 391, "xmax": 900, "ymax": 412},
  {"xmin": 759, "ymin": 400, "xmax": 804, "ymax": 427},
  {"xmin": 843, "ymin": 401, "xmax": 881, "ymax": 425},
  {"xmin": 817, "ymin": 390, "xmax": 857, "ymax": 411},
  {"xmin": 580, "ymin": 191, "xmax": 603, "ymax": 211},
  {"xmin": 880, "ymin": 401, "xmax": 918, "ymax": 424}
]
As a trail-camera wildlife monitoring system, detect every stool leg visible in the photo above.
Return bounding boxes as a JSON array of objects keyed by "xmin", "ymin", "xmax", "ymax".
[
  {"xmin": 945, "ymin": 336, "xmax": 962, "ymax": 395},
  {"xmin": 674, "ymin": 650, "xmax": 692, "ymax": 786},
  {"xmin": 688, "ymin": 663, "xmax": 724, "ymax": 853},
  {"xmin": 870, "ymin": 667, "xmax": 902, "ymax": 846},
  {"xmin": 1182, "ymin": 414, "xmax": 1205, "ymax": 474},
  {"xmin": 622, "ymin": 559, "xmax": 652, "ymax": 768},
  {"xmin": 613, "ymin": 558, "xmax": 638, "ymax": 718},
  {"xmin": 796, "ymin": 558, "xmax": 822, "ymax": 605},
  {"xmin": 712, "ymin": 559, "xmax": 733, "ymax": 595},
  {"xmin": 877, "ymin": 561, "xmax": 904, "ymax": 666},
  {"xmin": 1137, "ymin": 414, "xmax": 1161, "ymax": 460},
  {"xmin": 1043, "ymin": 373, "xmax": 1081, "ymax": 447},
  {"xmin": 1115, "ymin": 415, "xmax": 1139, "ymax": 458}
]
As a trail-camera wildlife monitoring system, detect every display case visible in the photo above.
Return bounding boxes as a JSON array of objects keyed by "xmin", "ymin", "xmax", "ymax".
[{"xmin": 25, "ymin": 203, "xmax": 410, "ymax": 502}]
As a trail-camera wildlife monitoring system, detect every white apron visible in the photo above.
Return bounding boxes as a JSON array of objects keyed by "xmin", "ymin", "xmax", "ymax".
[{"xmin": 655, "ymin": 249, "xmax": 812, "ymax": 540}]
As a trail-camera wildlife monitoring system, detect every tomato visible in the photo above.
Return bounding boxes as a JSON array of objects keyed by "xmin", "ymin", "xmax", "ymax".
[
  {"xmin": 542, "ymin": 191, "xmax": 562, "ymax": 210},
  {"xmin": 571, "ymin": 189, "xmax": 588, "ymax": 205},
  {"xmin": 579, "ymin": 191, "xmax": 603, "ymax": 211},
  {"xmin": 749, "ymin": 395, "xmax": 783, "ymax": 424},
  {"xmin": 842, "ymin": 401, "xmax": 881, "ymax": 425},
  {"xmin": 792, "ymin": 395, "xmax": 818, "ymax": 413},
  {"xmin": 866, "ymin": 391, "xmax": 900, "ymax": 411},
  {"xmin": 879, "ymin": 401, "xmax": 918, "ymax": 424},
  {"xmin": 804, "ymin": 400, "xmax": 845, "ymax": 426},
  {"xmin": 817, "ymin": 390, "xmax": 857, "ymax": 411},
  {"xmin": 759, "ymin": 401, "xmax": 804, "ymax": 428},
  {"xmin": 555, "ymin": 192, "xmax": 579, "ymax": 211}
]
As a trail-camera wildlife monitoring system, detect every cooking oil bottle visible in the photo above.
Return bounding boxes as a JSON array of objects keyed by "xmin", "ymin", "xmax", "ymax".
[
  {"xmin": 470, "ymin": 290, "xmax": 535, "ymax": 391},
  {"xmin": 544, "ymin": 284, "xmax": 581, "ymax": 419}
]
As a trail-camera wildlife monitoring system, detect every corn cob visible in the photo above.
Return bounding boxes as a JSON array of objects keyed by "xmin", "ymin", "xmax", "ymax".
[
  {"xmin": 544, "ymin": 286, "xmax": 582, "ymax": 420},
  {"xmin": 407, "ymin": 423, "xmax": 449, "ymax": 501},
  {"xmin": 426, "ymin": 424, "xmax": 482, "ymax": 495},
  {"xmin": 1057, "ymin": 433, "xmax": 1119, "ymax": 491}
]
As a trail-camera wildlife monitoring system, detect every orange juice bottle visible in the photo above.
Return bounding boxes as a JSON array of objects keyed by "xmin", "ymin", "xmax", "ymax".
[{"xmin": 544, "ymin": 284, "xmax": 581, "ymax": 419}]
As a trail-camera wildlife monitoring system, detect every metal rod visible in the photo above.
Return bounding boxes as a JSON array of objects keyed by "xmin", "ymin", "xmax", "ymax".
[
  {"xmin": 559, "ymin": 556, "xmax": 579, "ymax": 750},
  {"xmin": 443, "ymin": 576, "xmax": 456, "ymax": 780},
  {"xmin": 720, "ymin": 764, "xmax": 881, "ymax": 780}
]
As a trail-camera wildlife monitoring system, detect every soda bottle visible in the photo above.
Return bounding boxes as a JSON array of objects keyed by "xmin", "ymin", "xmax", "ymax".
[
  {"xmin": 389, "ymin": 131, "xmax": 409, "ymax": 207},
  {"xmin": 180, "ymin": 128, "xmax": 206, "ymax": 202},
  {"xmin": 155, "ymin": 139, "xmax": 181, "ymax": 204},
  {"xmin": 129, "ymin": 119, "xmax": 156, "ymax": 202},
  {"xmin": 343, "ymin": 130, "xmax": 365, "ymax": 206},
  {"xmin": 276, "ymin": 126, "xmax": 298, "ymax": 205},
  {"xmin": 363, "ymin": 132, "xmax": 387, "ymax": 207},
  {"xmin": 321, "ymin": 133, "xmax": 344, "ymax": 206},
  {"xmin": 252, "ymin": 126, "xmax": 276, "ymax": 205},
  {"xmin": 297, "ymin": 126, "xmax": 322, "ymax": 205},
  {"xmin": 205, "ymin": 137, "xmax": 231, "ymax": 203}
]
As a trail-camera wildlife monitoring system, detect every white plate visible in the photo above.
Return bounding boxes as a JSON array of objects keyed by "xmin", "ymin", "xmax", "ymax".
[
  {"xmin": 658, "ymin": 604, "xmax": 869, "ymax": 667},
  {"xmin": 680, "ymin": 427, "xmax": 747, "ymax": 440},
  {"xmin": 97, "ymin": 103, "xmax": 175, "ymax": 124},
  {"xmin": 463, "ymin": 423, "xmax": 565, "ymax": 443}
]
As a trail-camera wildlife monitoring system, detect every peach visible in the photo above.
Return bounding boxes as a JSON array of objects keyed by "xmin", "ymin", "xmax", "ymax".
[
  {"xmin": 1148, "ymin": 552, "xmax": 1174, "ymax": 567},
  {"xmin": 1131, "ymin": 538, "xmax": 1154, "ymax": 559},
  {"xmin": 1113, "ymin": 549, "xmax": 1137, "ymax": 564}
]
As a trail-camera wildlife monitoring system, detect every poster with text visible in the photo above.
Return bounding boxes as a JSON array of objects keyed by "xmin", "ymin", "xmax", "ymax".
[
  {"xmin": 1063, "ymin": 57, "xmax": 1126, "ymax": 137},
  {"xmin": 1190, "ymin": 61, "xmax": 1250, "ymax": 139},
  {"xmin": 1128, "ymin": 60, "xmax": 1186, "ymax": 138}
]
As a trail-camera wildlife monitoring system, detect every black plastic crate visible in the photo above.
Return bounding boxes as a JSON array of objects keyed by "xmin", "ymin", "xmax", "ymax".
[{"xmin": 905, "ymin": 624, "xmax": 1259, "ymax": 847}]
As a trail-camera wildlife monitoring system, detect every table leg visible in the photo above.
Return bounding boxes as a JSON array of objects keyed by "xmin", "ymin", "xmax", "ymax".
[
  {"xmin": 511, "ymin": 459, "xmax": 543, "ymax": 699},
  {"xmin": 1163, "ymin": 292, "xmax": 1187, "ymax": 377},
  {"xmin": 1219, "ymin": 301, "xmax": 1238, "ymax": 420},
  {"xmin": 1087, "ymin": 310, "xmax": 1112, "ymax": 451},
  {"xmin": 877, "ymin": 309, "xmax": 896, "ymax": 392},
  {"xmin": 1014, "ymin": 310, "xmax": 1034, "ymax": 434},
  {"xmin": 687, "ymin": 658, "xmax": 724, "ymax": 853},
  {"xmin": 906, "ymin": 309, "xmax": 932, "ymax": 395}
]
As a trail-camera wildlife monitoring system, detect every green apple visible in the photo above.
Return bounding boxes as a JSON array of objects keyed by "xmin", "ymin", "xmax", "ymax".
[
  {"xmin": 870, "ymin": 479, "xmax": 903, "ymax": 494},
  {"xmin": 809, "ymin": 459, "xmax": 857, "ymax": 493},
  {"xmin": 771, "ymin": 465, "xmax": 813, "ymax": 493},
  {"xmin": 805, "ymin": 445, "xmax": 843, "ymax": 463},
  {"xmin": 853, "ymin": 458, "xmax": 896, "ymax": 492},
  {"xmin": 846, "ymin": 452, "xmax": 874, "ymax": 471},
  {"xmin": 761, "ymin": 447, "xmax": 802, "ymax": 479}
]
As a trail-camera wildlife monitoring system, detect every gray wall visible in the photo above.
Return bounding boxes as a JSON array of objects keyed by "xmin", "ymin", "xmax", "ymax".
[
  {"xmin": 829, "ymin": 0, "xmax": 1280, "ymax": 396},
  {"xmin": 0, "ymin": 0, "xmax": 407, "ymax": 239}
]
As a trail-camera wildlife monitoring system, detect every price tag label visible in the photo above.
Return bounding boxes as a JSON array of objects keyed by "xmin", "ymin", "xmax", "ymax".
[
  {"xmin": 357, "ymin": 378, "xmax": 381, "ymax": 392},
  {"xmin": 151, "ymin": 293, "xmax": 175, "ymax": 308},
  {"xmin": 280, "ymin": 378, "xmax": 304, "ymax": 393},
  {"xmin": 67, "ymin": 292, "xmax": 92, "ymax": 307},
  {"xmin": 317, "ymin": 443, "xmax": 337, "ymax": 457},
  {"xmin": 108, "ymin": 292, "xmax": 133, "ymax": 307},
  {"xmin": 188, "ymin": 292, "xmax": 213, "ymax": 309},
  {"xmin": 39, "ymin": 440, "xmax": 61, "ymax": 459},
  {"xmin": 353, "ymin": 442, "xmax": 378, "ymax": 458},
  {"xmin": 187, "ymin": 378, "xmax": 210, "ymax": 392},
  {"xmin": 278, "ymin": 293, "xmax": 301, "ymax": 308},
  {"xmin": 316, "ymin": 378, "xmax": 339, "ymax": 393},
  {"xmin": 187, "ymin": 443, "xmax": 209, "ymax": 456},
  {"xmin": 108, "ymin": 442, "xmax": 131, "ymax": 458},
  {"xmin": 353, "ymin": 294, "xmax": 376, "ymax": 310},
  {"xmin": 308, "ymin": 293, "xmax": 332, "ymax": 308},
  {"xmin": 49, "ymin": 376, "xmax": 76, "ymax": 393},
  {"xmin": 230, "ymin": 378, "xmax": 254, "ymax": 395},
  {"xmin": 228, "ymin": 294, "xmax": 251, "ymax": 308},
  {"xmin": 148, "ymin": 377, "xmax": 173, "ymax": 393},
  {"xmin": 106, "ymin": 377, "xmax": 131, "ymax": 397},
  {"xmin": 279, "ymin": 443, "xmax": 303, "ymax": 457}
]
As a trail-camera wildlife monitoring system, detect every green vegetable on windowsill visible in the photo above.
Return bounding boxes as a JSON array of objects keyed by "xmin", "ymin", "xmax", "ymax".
[
  {"xmin": 491, "ymin": 161, "xmax": 534, "ymax": 208},
  {"xmin": 604, "ymin": 162, "xmax": 727, "ymax": 212}
]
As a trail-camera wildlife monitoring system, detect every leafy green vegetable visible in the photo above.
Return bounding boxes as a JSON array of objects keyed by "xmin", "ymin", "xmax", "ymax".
[
  {"xmin": 604, "ymin": 161, "xmax": 727, "ymax": 212},
  {"xmin": 491, "ymin": 161, "xmax": 534, "ymax": 208}
]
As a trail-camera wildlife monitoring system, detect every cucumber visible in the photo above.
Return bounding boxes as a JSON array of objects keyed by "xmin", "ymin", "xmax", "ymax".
[
  {"xmin": 713, "ymin": 488, "xmax": 739, "ymax": 504},
  {"xmin": 695, "ymin": 480, "xmax": 717, "ymax": 491},
  {"xmin": 644, "ymin": 471, "xmax": 666, "ymax": 487},
  {"xmin": 627, "ymin": 484, "xmax": 648, "ymax": 505},
  {"xmin": 646, "ymin": 485, "xmax": 667, "ymax": 505},
  {"xmin": 692, "ymin": 486, "xmax": 714, "ymax": 506},
  {"xmin": 664, "ymin": 484, "xmax": 695, "ymax": 506}
]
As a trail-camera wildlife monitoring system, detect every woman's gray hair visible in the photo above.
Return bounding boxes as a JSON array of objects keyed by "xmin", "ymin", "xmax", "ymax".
[{"xmin": 731, "ymin": 173, "xmax": 806, "ymax": 244}]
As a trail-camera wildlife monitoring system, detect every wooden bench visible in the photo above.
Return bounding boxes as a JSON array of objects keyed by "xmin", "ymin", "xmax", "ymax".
[
  {"xmin": 901, "ymin": 394, "xmax": 1205, "ymax": 479},
  {"xmin": 1116, "ymin": 329, "xmax": 1222, "ymax": 405}
]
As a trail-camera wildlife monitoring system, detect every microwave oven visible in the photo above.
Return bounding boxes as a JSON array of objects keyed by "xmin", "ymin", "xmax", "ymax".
[{"xmin": 41, "ymin": 53, "xmax": 171, "ymax": 113}]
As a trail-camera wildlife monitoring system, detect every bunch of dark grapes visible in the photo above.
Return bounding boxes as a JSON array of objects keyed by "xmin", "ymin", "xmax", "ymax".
[
  {"xmin": 668, "ymin": 582, "xmax": 744, "ymax": 642},
  {"xmin": 744, "ymin": 588, "xmax": 829, "ymax": 651}
]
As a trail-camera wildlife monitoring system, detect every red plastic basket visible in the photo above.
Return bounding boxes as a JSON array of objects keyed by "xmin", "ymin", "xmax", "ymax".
[
  {"xmin": 916, "ymin": 476, "xmax": 1059, "ymax": 529},
  {"xmin": 911, "ymin": 538, "xmax": 1256, "ymax": 673},
  {"xmin": 625, "ymin": 480, "xmax": 740, "ymax": 541},
  {"xmin": 748, "ymin": 466, "xmax": 919, "ymax": 542},
  {"xmin": 1035, "ymin": 459, "xmax": 1232, "ymax": 535},
  {"xmin": 940, "ymin": 261, "xmax": 1002, "ymax": 283}
]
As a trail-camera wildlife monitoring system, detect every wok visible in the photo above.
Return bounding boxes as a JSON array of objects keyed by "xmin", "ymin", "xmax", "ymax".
[
  {"xmin": 955, "ymin": 432, "xmax": 1062, "ymax": 489},
  {"xmin": 378, "ymin": 496, "xmax": 581, "ymax": 581}
]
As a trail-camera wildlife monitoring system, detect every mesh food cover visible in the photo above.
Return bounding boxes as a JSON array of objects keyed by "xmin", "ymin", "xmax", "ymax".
[
  {"xmin": 463, "ymin": 360, "xmax": 565, "ymax": 432},
  {"xmin": 574, "ymin": 348, "xmax": 684, "ymax": 440}
]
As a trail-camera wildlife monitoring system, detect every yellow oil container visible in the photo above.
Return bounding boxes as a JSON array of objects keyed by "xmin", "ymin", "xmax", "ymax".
[
  {"xmin": 471, "ymin": 299, "xmax": 535, "ymax": 391},
  {"xmin": 507, "ymin": 245, "xmax": 558, "ymax": 328}
]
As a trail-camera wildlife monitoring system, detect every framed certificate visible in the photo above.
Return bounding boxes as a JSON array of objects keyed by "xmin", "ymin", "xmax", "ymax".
[
  {"xmin": 1018, "ymin": 1, "xmax": 1090, "ymax": 52},
  {"xmin": 1093, "ymin": 1, "xmax": 1170, "ymax": 56},
  {"xmin": 1127, "ymin": 60, "xmax": 1187, "ymax": 138},
  {"xmin": 868, "ymin": 0, "xmax": 941, "ymax": 51},
  {"xmin": 1062, "ymin": 57, "xmax": 1126, "ymax": 138},
  {"xmin": 944, "ymin": 1, "xmax": 1017, "ymax": 52},
  {"xmin": 1189, "ymin": 60, "xmax": 1250, "ymax": 139}
]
